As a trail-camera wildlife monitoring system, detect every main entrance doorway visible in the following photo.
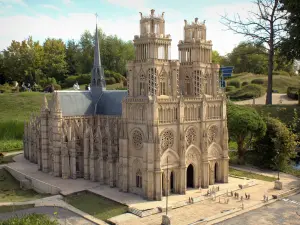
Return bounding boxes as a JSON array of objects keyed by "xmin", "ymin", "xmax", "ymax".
[
  {"xmin": 186, "ymin": 164, "xmax": 194, "ymax": 188},
  {"xmin": 170, "ymin": 171, "xmax": 174, "ymax": 193},
  {"xmin": 214, "ymin": 163, "xmax": 218, "ymax": 182}
]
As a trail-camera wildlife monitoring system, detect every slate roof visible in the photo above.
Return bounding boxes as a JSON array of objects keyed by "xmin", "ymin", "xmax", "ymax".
[
  {"xmin": 96, "ymin": 90, "xmax": 128, "ymax": 116},
  {"xmin": 52, "ymin": 90, "xmax": 127, "ymax": 116},
  {"xmin": 55, "ymin": 91, "xmax": 94, "ymax": 116}
]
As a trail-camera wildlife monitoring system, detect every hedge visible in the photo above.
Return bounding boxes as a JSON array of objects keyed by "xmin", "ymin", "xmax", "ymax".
[
  {"xmin": 287, "ymin": 87, "xmax": 299, "ymax": 100},
  {"xmin": 273, "ymin": 70, "xmax": 290, "ymax": 76},
  {"xmin": 242, "ymin": 81, "xmax": 249, "ymax": 86},
  {"xmin": 229, "ymin": 84, "xmax": 265, "ymax": 100},
  {"xmin": 227, "ymin": 79, "xmax": 241, "ymax": 88},
  {"xmin": 251, "ymin": 78, "xmax": 264, "ymax": 85},
  {"xmin": 226, "ymin": 86, "xmax": 236, "ymax": 92}
]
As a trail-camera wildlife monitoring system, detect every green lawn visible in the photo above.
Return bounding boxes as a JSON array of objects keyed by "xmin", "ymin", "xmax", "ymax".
[
  {"xmin": 0, "ymin": 214, "xmax": 58, "ymax": 225},
  {"xmin": 0, "ymin": 168, "xmax": 48, "ymax": 202},
  {"xmin": 229, "ymin": 168, "xmax": 277, "ymax": 182},
  {"xmin": 226, "ymin": 73, "xmax": 300, "ymax": 93},
  {"xmin": 0, "ymin": 204, "xmax": 35, "ymax": 213},
  {"xmin": 0, "ymin": 83, "xmax": 126, "ymax": 152},
  {"xmin": 64, "ymin": 191, "xmax": 128, "ymax": 221}
]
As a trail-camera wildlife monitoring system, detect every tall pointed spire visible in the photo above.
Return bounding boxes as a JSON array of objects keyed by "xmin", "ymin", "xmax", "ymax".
[
  {"xmin": 94, "ymin": 14, "xmax": 101, "ymax": 68},
  {"xmin": 91, "ymin": 12, "xmax": 106, "ymax": 103}
]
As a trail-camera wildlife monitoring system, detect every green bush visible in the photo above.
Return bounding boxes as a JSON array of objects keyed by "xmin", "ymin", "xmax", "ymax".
[
  {"xmin": 53, "ymin": 84, "xmax": 61, "ymax": 90},
  {"xmin": 273, "ymin": 70, "xmax": 290, "ymax": 76},
  {"xmin": 105, "ymin": 77, "xmax": 116, "ymax": 85},
  {"xmin": 39, "ymin": 77, "xmax": 57, "ymax": 88},
  {"xmin": 226, "ymin": 86, "xmax": 236, "ymax": 92},
  {"xmin": 123, "ymin": 79, "xmax": 127, "ymax": 87},
  {"xmin": 242, "ymin": 81, "xmax": 249, "ymax": 86},
  {"xmin": 287, "ymin": 87, "xmax": 299, "ymax": 100},
  {"xmin": 63, "ymin": 74, "xmax": 91, "ymax": 88},
  {"xmin": 0, "ymin": 213, "xmax": 58, "ymax": 225},
  {"xmin": 251, "ymin": 78, "xmax": 264, "ymax": 85},
  {"xmin": 227, "ymin": 79, "xmax": 241, "ymax": 88},
  {"xmin": 104, "ymin": 70, "xmax": 125, "ymax": 83},
  {"xmin": 230, "ymin": 84, "xmax": 265, "ymax": 100},
  {"xmin": 0, "ymin": 83, "xmax": 12, "ymax": 93}
]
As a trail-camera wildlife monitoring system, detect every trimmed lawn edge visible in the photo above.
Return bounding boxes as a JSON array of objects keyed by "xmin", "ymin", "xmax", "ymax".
[{"xmin": 229, "ymin": 168, "xmax": 277, "ymax": 182}]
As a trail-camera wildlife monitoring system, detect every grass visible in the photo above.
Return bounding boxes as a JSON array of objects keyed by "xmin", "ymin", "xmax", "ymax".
[
  {"xmin": 0, "ymin": 204, "xmax": 35, "ymax": 213},
  {"xmin": 229, "ymin": 84, "xmax": 266, "ymax": 100},
  {"xmin": 0, "ymin": 84, "xmax": 125, "ymax": 152},
  {"xmin": 0, "ymin": 168, "xmax": 48, "ymax": 202},
  {"xmin": 229, "ymin": 168, "xmax": 277, "ymax": 182},
  {"xmin": 226, "ymin": 73, "xmax": 300, "ymax": 93},
  {"xmin": 0, "ymin": 214, "xmax": 58, "ymax": 225},
  {"xmin": 64, "ymin": 191, "xmax": 128, "ymax": 221}
]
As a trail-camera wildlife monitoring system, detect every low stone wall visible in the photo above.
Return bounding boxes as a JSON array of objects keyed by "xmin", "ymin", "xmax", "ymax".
[{"xmin": 4, "ymin": 166, "xmax": 61, "ymax": 195}]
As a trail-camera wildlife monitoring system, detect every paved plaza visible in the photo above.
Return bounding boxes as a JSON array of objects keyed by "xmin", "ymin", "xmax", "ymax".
[{"xmin": 217, "ymin": 193, "xmax": 300, "ymax": 225}]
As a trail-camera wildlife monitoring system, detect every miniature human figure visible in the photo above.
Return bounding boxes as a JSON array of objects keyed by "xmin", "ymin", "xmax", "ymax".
[
  {"xmin": 231, "ymin": 191, "xmax": 233, "ymax": 196},
  {"xmin": 248, "ymin": 194, "xmax": 250, "ymax": 200}
]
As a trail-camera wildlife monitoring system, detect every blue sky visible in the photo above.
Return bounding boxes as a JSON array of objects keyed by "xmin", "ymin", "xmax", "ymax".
[{"xmin": 0, "ymin": 0, "xmax": 254, "ymax": 58}]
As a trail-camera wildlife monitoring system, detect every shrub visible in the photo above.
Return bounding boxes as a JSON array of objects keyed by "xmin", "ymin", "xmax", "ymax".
[
  {"xmin": 53, "ymin": 84, "xmax": 61, "ymax": 90},
  {"xmin": 105, "ymin": 77, "xmax": 116, "ymax": 85},
  {"xmin": 273, "ymin": 70, "xmax": 290, "ymax": 76},
  {"xmin": 251, "ymin": 78, "xmax": 264, "ymax": 85},
  {"xmin": 227, "ymin": 79, "xmax": 241, "ymax": 88},
  {"xmin": 123, "ymin": 79, "xmax": 127, "ymax": 87},
  {"xmin": 242, "ymin": 81, "xmax": 249, "ymax": 86},
  {"xmin": 104, "ymin": 70, "xmax": 125, "ymax": 83},
  {"xmin": 230, "ymin": 84, "xmax": 265, "ymax": 100},
  {"xmin": 226, "ymin": 86, "xmax": 236, "ymax": 92},
  {"xmin": 287, "ymin": 87, "xmax": 299, "ymax": 100},
  {"xmin": 0, "ymin": 83, "xmax": 12, "ymax": 93},
  {"xmin": 39, "ymin": 77, "xmax": 57, "ymax": 88}
]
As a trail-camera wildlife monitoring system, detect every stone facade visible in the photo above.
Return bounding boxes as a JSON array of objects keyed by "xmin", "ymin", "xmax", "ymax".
[{"xmin": 24, "ymin": 9, "xmax": 229, "ymax": 201}]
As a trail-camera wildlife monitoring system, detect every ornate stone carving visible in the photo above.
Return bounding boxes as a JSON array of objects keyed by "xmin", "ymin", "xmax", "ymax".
[
  {"xmin": 160, "ymin": 130, "xmax": 174, "ymax": 151},
  {"xmin": 186, "ymin": 152, "xmax": 197, "ymax": 164},
  {"xmin": 185, "ymin": 127, "xmax": 196, "ymax": 146},
  {"xmin": 207, "ymin": 125, "xmax": 218, "ymax": 144},
  {"xmin": 132, "ymin": 129, "xmax": 143, "ymax": 149}
]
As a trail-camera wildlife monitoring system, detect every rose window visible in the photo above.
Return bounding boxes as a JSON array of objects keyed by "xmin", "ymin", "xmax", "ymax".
[
  {"xmin": 132, "ymin": 130, "xmax": 143, "ymax": 149},
  {"xmin": 161, "ymin": 130, "xmax": 174, "ymax": 151},
  {"xmin": 186, "ymin": 128, "xmax": 196, "ymax": 146}
]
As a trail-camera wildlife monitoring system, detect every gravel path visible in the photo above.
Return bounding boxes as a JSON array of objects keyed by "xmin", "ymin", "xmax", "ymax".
[
  {"xmin": 234, "ymin": 93, "xmax": 298, "ymax": 105},
  {"xmin": 0, "ymin": 206, "xmax": 96, "ymax": 225}
]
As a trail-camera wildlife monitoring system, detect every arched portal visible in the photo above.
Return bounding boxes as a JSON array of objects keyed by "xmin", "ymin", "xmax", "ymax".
[
  {"xmin": 186, "ymin": 164, "xmax": 194, "ymax": 188},
  {"xmin": 170, "ymin": 171, "xmax": 174, "ymax": 193}
]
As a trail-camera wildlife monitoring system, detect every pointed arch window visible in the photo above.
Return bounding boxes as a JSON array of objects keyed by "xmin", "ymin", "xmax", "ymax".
[{"xmin": 136, "ymin": 169, "xmax": 142, "ymax": 188}]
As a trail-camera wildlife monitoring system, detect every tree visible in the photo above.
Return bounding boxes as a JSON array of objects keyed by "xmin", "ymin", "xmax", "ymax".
[
  {"xmin": 221, "ymin": 0, "xmax": 287, "ymax": 105},
  {"xmin": 226, "ymin": 42, "xmax": 268, "ymax": 74},
  {"xmin": 212, "ymin": 50, "xmax": 222, "ymax": 64},
  {"xmin": 42, "ymin": 38, "xmax": 68, "ymax": 82},
  {"xmin": 227, "ymin": 103, "xmax": 266, "ymax": 164},
  {"xmin": 65, "ymin": 39, "xmax": 80, "ymax": 76},
  {"xmin": 253, "ymin": 117, "xmax": 297, "ymax": 170},
  {"xmin": 280, "ymin": 0, "xmax": 300, "ymax": 60}
]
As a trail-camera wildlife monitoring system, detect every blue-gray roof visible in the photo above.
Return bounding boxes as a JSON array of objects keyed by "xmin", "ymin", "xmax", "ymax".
[
  {"xmin": 96, "ymin": 90, "xmax": 128, "ymax": 115},
  {"xmin": 55, "ymin": 91, "xmax": 94, "ymax": 116}
]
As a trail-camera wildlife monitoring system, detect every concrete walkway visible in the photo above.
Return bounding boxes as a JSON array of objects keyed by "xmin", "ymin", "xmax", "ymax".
[{"xmin": 234, "ymin": 93, "xmax": 298, "ymax": 105}]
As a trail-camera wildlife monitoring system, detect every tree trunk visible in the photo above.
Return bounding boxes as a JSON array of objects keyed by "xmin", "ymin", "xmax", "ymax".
[
  {"xmin": 237, "ymin": 139, "xmax": 246, "ymax": 165},
  {"xmin": 266, "ymin": 11, "xmax": 275, "ymax": 105}
]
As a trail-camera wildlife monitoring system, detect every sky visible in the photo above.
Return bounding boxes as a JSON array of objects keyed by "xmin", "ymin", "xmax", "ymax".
[{"xmin": 0, "ymin": 0, "xmax": 256, "ymax": 59}]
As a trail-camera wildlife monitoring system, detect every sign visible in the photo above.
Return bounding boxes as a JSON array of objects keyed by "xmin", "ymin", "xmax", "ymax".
[{"xmin": 219, "ymin": 66, "xmax": 234, "ymax": 88}]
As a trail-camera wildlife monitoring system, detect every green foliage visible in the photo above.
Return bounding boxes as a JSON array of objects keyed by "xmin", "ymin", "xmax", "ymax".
[
  {"xmin": 227, "ymin": 103, "xmax": 266, "ymax": 164},
  {"xmin": 39, "ymin": 77, "xmax": 57, "ymax": 88},
  {"xmin": 241, "ymin": 81, "xmax": 249, "ymax": 86},
  {"xmin": 105, "ymin": 77, "xmax": 116, "ymax": 85},
  {"xmin": 0, "ymin": 204, "xmax": 34, "ymax": 213},
  {"xmin": 0, "ymin": 83, "xmax": 12, "ymax": 93},
  {"xmin": 65, "ymin": 191, "xmax": 128, "ymax": 221},
  {"xmin": 253, "ymin": 117, "xmax": 297, "ymax": 169},
  {"xmin": 280, "ymin": 0, "xmax": 300, "ymax": 60},
  {"xmin": 63, "ymin": 74, "xmax": 91, "ymax": 88},
  {"xmin": 287, "ymin": 87, "xmax": 299, "ymax": 100},
  {"xmin": 104, "ymin": 70, "xmax": 125, "ymax": 83},
  {"xmin": 227, "ymin": 79, "xmax": 241, "ymax": 88},
  {"xmin": 0, "ymin": 213, "xmax": 58, "ymax": 225},
  {"xmin": 251, "ymin": 78, "xmax": 264, "ymax": 85},
  {"xmin": 229, "ymin": 84, "xmax": 265, "ymax": 100},
  {"xmin": 212, "ymin": 50, "xmax": 222, "ymax": 64},
  {"xmin": 225, "ymin": 86, "xmax": 236, "ymax": 92}
]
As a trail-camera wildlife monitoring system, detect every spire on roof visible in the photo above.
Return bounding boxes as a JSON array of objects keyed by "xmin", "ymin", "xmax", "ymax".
[{"xmin": 93, "ymin": 13, "xmax": 101, "ymax": 68}]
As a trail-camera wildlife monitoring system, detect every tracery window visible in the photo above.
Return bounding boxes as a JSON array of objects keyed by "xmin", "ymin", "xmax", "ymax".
[
  {"xmin": 185, "ymin": 75, "xmax": 191, "ymax": 95},
  {"xmin": 185, "ymin": 127, "xmax": 196, "ymax": 146},
  {"xmin": 161, "ymin": 130, "xmax": 174, "ymax": 151},
  {"xmin": 132, "ymin": 129, "xmax": 143, "ymax": 149},
  {"xmin": 194, "ymin": 70, "xmax": 201, "ymax": 96},
  {"xmin": 148, "ymin": 68, "xmax": 157, "ymax": 96}
]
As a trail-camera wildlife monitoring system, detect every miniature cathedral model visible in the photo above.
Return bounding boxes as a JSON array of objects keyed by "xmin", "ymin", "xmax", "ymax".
[{"xmin": 24, "ymin": 10, "xmax": 229, "ymax": 201}]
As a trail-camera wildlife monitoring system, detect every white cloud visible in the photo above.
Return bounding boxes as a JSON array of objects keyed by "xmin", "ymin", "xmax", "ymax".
[
  {"xmin": 62, "ymin": 0, "xmax": 72, "ymax": 5},
  {"xmin": 0, "ymin": 3, "xmax": 254, "ymax": 59},
  {"xmin": 0, "ymin": 0, "xmax": 27, "ymax": 7},
  {"xmin": 41, "ymin": 4, "xmax": 61, "ymax": 11}
]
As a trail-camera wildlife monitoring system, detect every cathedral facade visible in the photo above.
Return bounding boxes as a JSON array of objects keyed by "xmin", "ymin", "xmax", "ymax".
[{"xmin": 24, "ymin": 10, "xmax": 229, "ymax": 201}]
